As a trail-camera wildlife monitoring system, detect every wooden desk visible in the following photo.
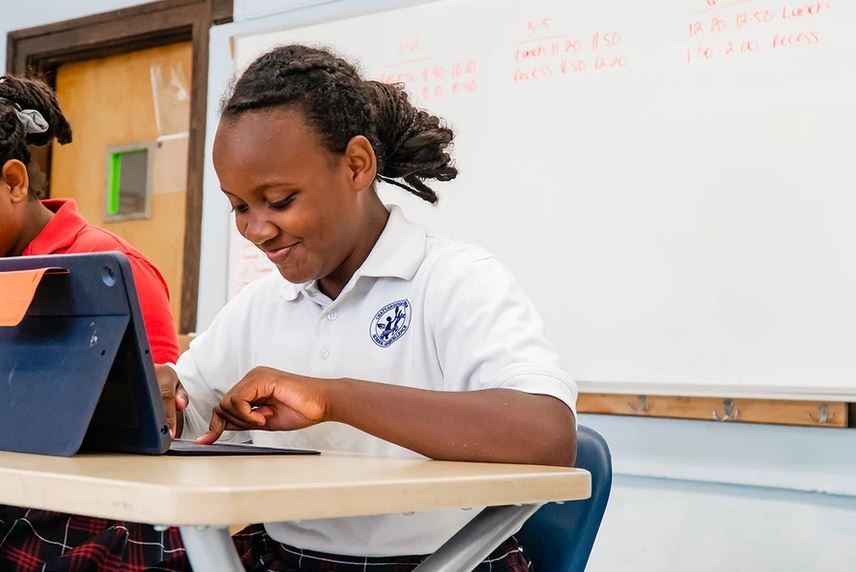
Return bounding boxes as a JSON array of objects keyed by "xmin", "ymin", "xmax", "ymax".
[{"xmin": 0, "ymin": 451, "xmax": 590, "ymax": 571}]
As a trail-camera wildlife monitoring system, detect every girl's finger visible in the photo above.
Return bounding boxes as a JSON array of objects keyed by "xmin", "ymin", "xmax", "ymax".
[
  {"xmin": 216, "ymin": 406, "xmax": 263, "ymax": 430},
  {"xmin": 196, "ymin": 410, "xmax": 227, "ymax": 444}
]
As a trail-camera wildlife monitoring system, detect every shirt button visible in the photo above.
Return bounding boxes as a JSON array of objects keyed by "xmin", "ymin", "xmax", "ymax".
[
  {"xmin": 326, "ymin": 311, "xmax": 337, "ymax": 321},
  {"xmin": 320, "ymin": 348, "xmax": 330, "ymax": 360}
]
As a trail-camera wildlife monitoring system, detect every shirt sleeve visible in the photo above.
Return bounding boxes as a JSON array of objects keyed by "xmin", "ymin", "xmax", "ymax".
[
  {"xmin": 430, "ymin": 254, "xmax": 577, "ymax": 419},
  {"xmin": 125, "ymin": 253, "xmax": 180, "ymax": 365},
  {"xmin": 172, "ymin": 348, "xmax": 218, "ymax": 440}
]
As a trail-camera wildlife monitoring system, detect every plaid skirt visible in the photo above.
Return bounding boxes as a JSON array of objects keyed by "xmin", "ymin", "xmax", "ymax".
[{"xmin": 0, "ymin": 508, "xmax": 532, "ymax": 571}]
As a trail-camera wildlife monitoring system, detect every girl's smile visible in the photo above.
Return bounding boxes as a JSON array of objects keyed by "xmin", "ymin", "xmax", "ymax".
[{"xmin": 263, "ymin": 241, "xmax": 298, "ymax": 265}]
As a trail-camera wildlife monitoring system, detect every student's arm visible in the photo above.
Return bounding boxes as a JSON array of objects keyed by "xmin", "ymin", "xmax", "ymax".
[
  {"xmin": 199, "ymin": 255, "xmax": 577, "ymax": 466},
  {"xmin": 157, "ymin": 347, "xmax": 244, "ymax": 440},
  {"xmin": 156, "ymin": 364, "xmax": 187, "ymax": 437},
  {"xmin": 125, "ymin": 253, "xmax": 180, "ymax": 364},
  {"xmin": 198, "ymin": 367, "xmax": 575, "ymax": 466},
  {"xmin": 156, "ymin": 277, "xmax": 273, "ymax": 439}
]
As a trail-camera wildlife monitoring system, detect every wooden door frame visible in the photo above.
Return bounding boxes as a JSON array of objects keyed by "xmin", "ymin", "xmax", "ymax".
[{"xmin": 7, "ymin": 0, "xmax": 233, "ymax": 334}]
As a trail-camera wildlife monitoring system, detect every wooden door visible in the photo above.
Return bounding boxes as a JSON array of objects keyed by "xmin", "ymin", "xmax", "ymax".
[{"xmin": 51, "ymin": 42, "xmax": 192, "ymax": 328}]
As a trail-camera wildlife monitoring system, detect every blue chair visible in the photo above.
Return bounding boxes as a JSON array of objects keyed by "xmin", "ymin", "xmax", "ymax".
[{"xmin": 516, "ymin": 425, "xmax": 612, "ymax": 571}]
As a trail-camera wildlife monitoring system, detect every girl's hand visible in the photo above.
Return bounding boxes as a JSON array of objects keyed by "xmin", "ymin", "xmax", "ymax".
[
  {"xmin": 196, "ymin": 366, "xmax": 333, "ymax": 444},
  {"xmin": 155, "ymin": 364, "xmax": 188, "ymax": 437}
]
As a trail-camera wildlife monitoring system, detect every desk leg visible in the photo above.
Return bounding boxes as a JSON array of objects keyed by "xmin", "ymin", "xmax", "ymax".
[
  {"xmin": 179, "ymin": 525, "xmax": 244, "ymax": 572},
  {"xmin": 414, "ymin": 504, "xmax": 543, "ymax": 571}
]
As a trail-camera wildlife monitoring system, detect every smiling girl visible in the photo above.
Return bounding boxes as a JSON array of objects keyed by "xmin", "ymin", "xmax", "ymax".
[{"xmin": 162, "ymin": 44, "xmax": 577, "ymax": 571}]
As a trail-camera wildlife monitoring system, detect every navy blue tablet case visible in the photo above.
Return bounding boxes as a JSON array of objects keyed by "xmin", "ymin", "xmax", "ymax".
[{"xmin": 0, "ymin": 252, "xmax": 171, "ymax": 456}]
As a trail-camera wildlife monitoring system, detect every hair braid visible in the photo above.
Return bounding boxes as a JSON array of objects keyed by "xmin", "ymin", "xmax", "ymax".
[{"xmin": 222, "ymin": 45, "xmax": 457, "ymax": 204}]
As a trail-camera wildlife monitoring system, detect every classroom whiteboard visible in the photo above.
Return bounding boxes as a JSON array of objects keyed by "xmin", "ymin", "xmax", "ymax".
[{"xmin": 229, "ymin": 0, "xmax": 856, "ymax": 400}]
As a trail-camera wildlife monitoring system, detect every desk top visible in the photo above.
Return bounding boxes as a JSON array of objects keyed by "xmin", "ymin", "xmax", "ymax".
[{"xmin": 0, "ymin": 451, "xmax": 590, "ymax": 525}]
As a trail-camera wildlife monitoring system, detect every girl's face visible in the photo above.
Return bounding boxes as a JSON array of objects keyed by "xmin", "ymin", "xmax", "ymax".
[{"xmin": 212, "ymin": 107, "xmax": 379, "ymax": 293}]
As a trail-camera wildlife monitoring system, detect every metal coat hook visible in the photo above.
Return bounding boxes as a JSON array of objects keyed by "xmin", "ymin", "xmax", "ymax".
[
  {"xmin": 712, "ymin": 399, "xmax": 739, "ymax": 422},
  {"xmin": 627, "ymin": 395, "xmax": 650, "ymax": 413},
  {"xmin": 808, "ymin": 404, "xmax": 833, "ymax": 425}
]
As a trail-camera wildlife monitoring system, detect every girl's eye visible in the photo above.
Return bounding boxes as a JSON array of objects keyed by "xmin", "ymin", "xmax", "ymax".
[
  {"xmin": 232, "ymin": 203, "xmax": 249, "ymax": 214},
  {"xmin": 269, "ymin": 196, "xmax": 295, "ymax": 210}
]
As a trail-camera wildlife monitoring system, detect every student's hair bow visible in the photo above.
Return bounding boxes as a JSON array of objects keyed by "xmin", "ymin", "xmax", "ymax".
[{"xmin": 0, "ymin": 94, "xmax": 49, "ymax": 136}]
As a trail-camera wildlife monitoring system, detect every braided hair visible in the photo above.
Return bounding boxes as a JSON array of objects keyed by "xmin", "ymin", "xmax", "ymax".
[
  {"xmin": 0, "ymin": 75, "xmax": 72, "ymax": 198},
  {"xmin": 222, "ymin": 45, "xmax": 456, "ymax": 204}
]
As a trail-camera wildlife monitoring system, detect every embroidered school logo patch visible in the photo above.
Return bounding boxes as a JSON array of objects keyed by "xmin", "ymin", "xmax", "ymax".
[{"xmin": 370, "ymin": 299, "xmax": 411, "ymax": 348}]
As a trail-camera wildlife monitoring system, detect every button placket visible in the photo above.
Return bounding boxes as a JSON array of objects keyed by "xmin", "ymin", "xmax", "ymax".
[{"xmin": 316, "ymin": 304, "xmax": 339, "ymax": 366}]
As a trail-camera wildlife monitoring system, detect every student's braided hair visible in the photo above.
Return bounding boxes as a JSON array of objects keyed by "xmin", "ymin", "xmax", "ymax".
[
  {"xmin": 222, "ymin": 45, "xmax": 456, "ymax": 204},
  {"xmin": 0, "ymin": 75, "xmax": 72, "ymax": 197}
]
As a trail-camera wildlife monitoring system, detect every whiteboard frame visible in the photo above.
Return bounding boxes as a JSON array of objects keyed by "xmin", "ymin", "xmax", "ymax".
[{"xmin": 577, "ymin": 380, "xmax": 856, "ymax": 403}]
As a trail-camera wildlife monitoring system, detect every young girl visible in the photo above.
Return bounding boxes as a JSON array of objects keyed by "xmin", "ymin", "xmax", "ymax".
[
  {"xmin": 160, "ymin": 44, "xmax": 578, "ymax": 571},
  {"xmin": 0, "ymin": 75, "xmax": 186, "ymax": 571}
]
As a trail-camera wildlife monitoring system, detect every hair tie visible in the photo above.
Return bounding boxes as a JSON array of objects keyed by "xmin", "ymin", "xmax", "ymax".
[{"xmin": 0, "ymin": 97, "xmax": 49, "ymax": 136}]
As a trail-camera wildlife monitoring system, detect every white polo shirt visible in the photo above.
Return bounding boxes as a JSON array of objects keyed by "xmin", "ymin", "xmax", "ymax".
[{"xmin": 176, "ymin": 205, "xmax": 577, "ymax": 557}]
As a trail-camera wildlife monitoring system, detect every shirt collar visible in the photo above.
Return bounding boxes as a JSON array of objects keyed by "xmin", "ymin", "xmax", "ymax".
[
  {"xmin": 22, "ymin": 199, "xmax": 88, "ymax": 255},
  {"xmin": 278, "ymin": 205, "xmax": 426, "ymax": 302}
]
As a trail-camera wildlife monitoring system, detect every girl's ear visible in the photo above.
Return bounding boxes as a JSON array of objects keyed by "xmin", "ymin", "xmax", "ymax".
[
  {"xmin": 1, "ymin": 160, "xmax": 30, "ymax": 204},
  {"xmin": 343, "ymin": 135, "xmax": 377, "ymax": 191}
]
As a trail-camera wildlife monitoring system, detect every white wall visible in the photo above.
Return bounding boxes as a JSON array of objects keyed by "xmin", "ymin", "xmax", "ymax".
[
  {"xmin": 234, "ymin": 0, "xmax": 334, "ymax": 21},
  {"xmin": 588, "ymin": 473, "xmax": 856, "ymax": 572},
  {"xmin": 581, "ymin": 414, "xmax": 856, "ymax": 571},
  {"xmin": 0, "ymin": 0, "xmax": 154, "ymax": 72}
]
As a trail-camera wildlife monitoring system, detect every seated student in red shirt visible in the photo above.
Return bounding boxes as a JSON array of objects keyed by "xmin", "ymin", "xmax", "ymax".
[
  {"xmin": 0, "ymin": 77, "xmax": 178, "ymax": 365},
  {"xmin": 0, "ymin": 75, "xmax": 186, "ymax": 570}
]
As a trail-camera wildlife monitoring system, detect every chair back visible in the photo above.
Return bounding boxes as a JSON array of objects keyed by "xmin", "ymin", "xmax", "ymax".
[{"xmin": 516, "ymin": 425, "xmax": 612, "ymax": 571}]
